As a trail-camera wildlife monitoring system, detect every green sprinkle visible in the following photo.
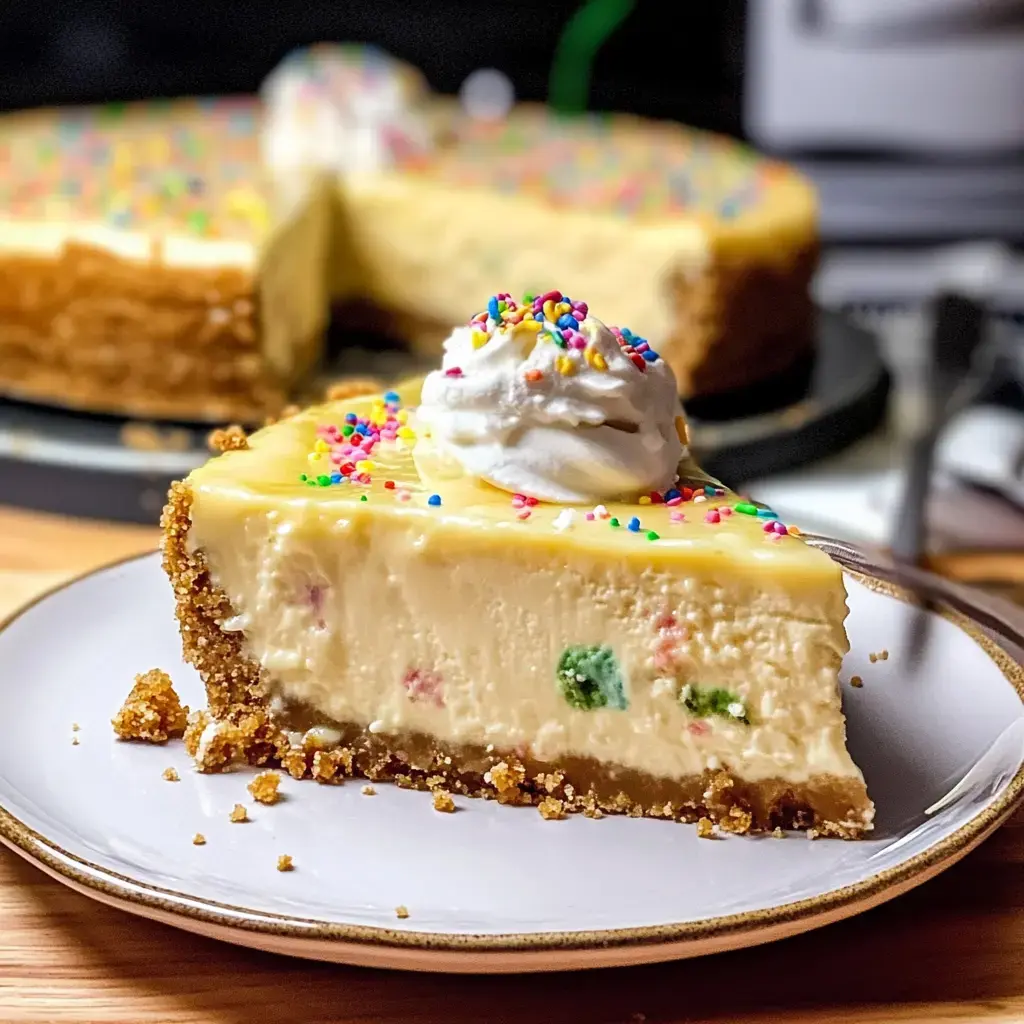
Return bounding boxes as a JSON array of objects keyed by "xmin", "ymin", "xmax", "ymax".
[
  {"xmin": 557, "ymin": 645, "xmax": 628, "ymax": 711},
  {"xmin": 306, "ymin": 479, "xmax": 316, "ymax": 487},
  {"xmin": 317, "ymin": 475, "xmax": 330, "ymax": 486},
  {"xmin": 646, "ymin": 530, "xmax": 659, "ymax": 541},
  {"xmin": 680, "ymin": 684, "xmax": 749, "ymax": 725},
  {"xmin": 299, "ymin": 474, "xmax": 307, "ymax": 482},
  {"xmin": 342, "ymin": 425, "xmax": 355, "ymax": 436},
  {"xmin": 523, "ymin": 293, "xmax": 535, "ymax": 304},
  {"xmin": 186, "ymin": 209, "xmax": 209, "ymax": 235},
  {"xmin": 359, "ymin": 495, "xmax": 368, "ymax": 502},
  {"xmin": 609, "ymin": 517, "xmax": 620, "ymax": 528},
  {"xmin": 734, "ymin": 502, "xmax": 758, "ymax": 515}
]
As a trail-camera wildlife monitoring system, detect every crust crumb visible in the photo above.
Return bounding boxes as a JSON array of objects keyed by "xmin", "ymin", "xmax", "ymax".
[
  {"xmin": 276, "ymin": 854, "xmax": 294, "ymax": 872},
  {"xmin": 719, "ymin": 805, "xmax": 754, "ymax": 835},
  {"xmin": 281, "ymin": 747, "xmax": 311, "ymax": 780},
  {"xmin": 112, "ymin": 669, "xmax": 189, "ymax": 743},
  {"xmin": 772, "ymin": 826, "xmax": 787, "ymax": 839},
  {"xmin": 431, "ymin": 789, "xmax": 456, "ymax": 813},
  {"xmin": 395, "ymin": 905, "xmax": 410, "ymax": 919},
  {"xmin": 247, "ymin": 770, "xmax": 282, "ymax": 805},
  {"xmin": 312, "ymin": 749, "xmax": 351, "ymax": 784},
  {"xmin": 72, "ymin": 723, "xmax": 80, "ymax": 732},
  {"xmin": 850, "ymin": 675, "xmax": 863, "ymax": 688},
  {"xmin": 162, "ymin": 767, "xmax": 180, "ymax": 782},
  {"xmin": 696, "ymin": 816, "xmax": 716, "ymax": 839},
  {"xmin": 229, "ymin": 803, "xmax": 249, "ymax": 823},
  {"xmin": 72, "ymin": 737, "xmax": 80, "ymax": 746},
  {"xmin": 192, "ymin": 833, "xmax": 206, "ymax": 846},
  {"xmin": 538, "ymin": 796, "xmax": 566, "ymax": 821},
  {"xmin": 362, "ymin": 785, "xmax": 377, "ymax": 796},
  {"xmin": 191, "ymin": 717, "xmax": 243, "ymax": 773},
  {"xmin": 486, "ymin": 760, "xmax": 526, "ymax": 804},
  {"xmin": 207, "ymin": 424, "xmax": 249, "ymax": 453},
  {"xmin": 325, "ymin": 378, "xmax": 383, "ymax": 402}
]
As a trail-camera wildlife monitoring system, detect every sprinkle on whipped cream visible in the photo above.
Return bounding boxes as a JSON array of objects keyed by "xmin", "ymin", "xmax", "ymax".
[{"xmin": 414, "ymin": 290, "xmax": 688, "ymax": 504}]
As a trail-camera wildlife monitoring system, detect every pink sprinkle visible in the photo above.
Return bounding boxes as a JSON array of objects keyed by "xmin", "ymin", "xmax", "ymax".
[
  {"xmin": 705, "ymin": 511, "xmax": 721, "ymax": 524},
  {"xmin": 666, "ymin": 496, "xmax": 682, "ymax": 507},
  {"xmin": 688, "ymin": 721, "xmax": 711, "ymax": 737},
  {"xmin": 445, "ymin": 367, "xmax": 463, "ymax": 378},
  {"xmin": 585, "ymin": 512, "xmax": 595, "ymax": 521},
  {"xmin": 573, "ymin": 301, "xmax": 588, "ymax": 318},
  {"xmin": 720, "ymin": 507, "xmax": 733, "ymax": 516},
  {"xmin": 511, "ymin": 496, "xmax": 526, "ymax": 509},
  {"xmin": 516, "ymin": 509, "xmax": 532, "ymax": 521},
  {"xmin": 398, "ymin": 490, "xmax": 412, "ymax": 501},
  {"xmin": 774, "ymin": 521, "xmax": 789, "ymax": 536},
  {"xmin": 763, "ymin": 521, "xmax": 775, "ymax": 533},
  {"xmin": 670, "ymin": 511, "xmax": 686, "ymax": 523}
]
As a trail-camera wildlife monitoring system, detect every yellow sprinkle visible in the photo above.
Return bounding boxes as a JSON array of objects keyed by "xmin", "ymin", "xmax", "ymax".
[
  {"xmin": 313, "ymin": 438, "xmax": 330, "ymax": 453},
  {"xmin": 556, "ymin": 301, "xmax": 571, "ymax": 315},
  {"xmin": 471, "ymin": 329, "xmax": 489, "ymax": 349},
  {"xmin": 307, "ymin": 452, "xmax": 321, "ymax": 463},
  {"xmin": 396, "ymin": 410, "xmax": 409, "ymax": 424},
  {"xmin": 542, "ymin": 299, "xmax": 558, "ymax": 322},
  {"xmin": 555, "ymin": 355, "xmax": 576, "ymax": 377},
  {"xmin": 397, "ymin": 426, "xmax": 416, "ymax": 440},
  {"xmin": 585, "ymin": 347, "xmax": 608, "ymax": 372},
  {"xmin": 517, "ymin": 319, "xmax": 542, "ymax": 333},
  {"xmin": 639, "ymin": 496, "xmax": 652, "ymax": 505},
  {"xmin": 523, "ymin": 312, "xmax": 535, "ymax": 321},
  {"xmin": 356, "ymin": 460, "xmax": 376, "ymax": 472},
  {"xmin": 674, "ymin": 415, "xmax": 689, "ymax": 446}
]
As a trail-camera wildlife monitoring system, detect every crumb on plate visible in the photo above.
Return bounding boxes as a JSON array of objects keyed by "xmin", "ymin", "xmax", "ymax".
[
  {"xmin": 850, "ymin": 675, "xmax": 863, "ymax": 688},
  {"xmin": 395, "ymin": 905, "xmax": 409, "ymax": 920},
  {"xmin": 192, "ymin": 833, "xmax": 206, "ymax": 846},
  {"xmin": 248, "ymin": 770, "xmax": 281, "ymax": 805},
  {"xmin": 538, "ymin": 796, "xmax": 566, "ymax": 821},
  {"xmin": 229, "ymin": 803, "xmax": 249, "ymax": 823},
  {"xmin": 276, "ymin": 854, "xmax": 294, "ymax": 872},
  {"xmin": 696, "ymin": 816, "xmax": 715, "ymax": 839},
  {"xmin": 431, "ymin": 789, "xmax": 456, "ymax": 814},
  {"xmin": 162, "ymin": 767, "xmax": 180, "ymax": 782},
  {"xmin": 362, "ymin": 785, "xmax": 376, "ymax": 796},
  {"xmin": 111, "ymin": 669, "xmax": 188, "ymax": 743}
]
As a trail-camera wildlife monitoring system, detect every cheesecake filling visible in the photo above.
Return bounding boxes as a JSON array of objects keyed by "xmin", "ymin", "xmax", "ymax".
[
  {"xmin": 188, "ymin": 506, "xmax": 862, "ymax": 790},
  {"xmin": 414, "ymin": 298, "xmax": 685, "ymax": 503}
]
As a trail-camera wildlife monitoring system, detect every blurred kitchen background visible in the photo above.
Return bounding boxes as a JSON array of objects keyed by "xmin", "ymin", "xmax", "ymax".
[{"xmin": 1, "ymin": 0, "xmax": 1023, "ymax": 594}]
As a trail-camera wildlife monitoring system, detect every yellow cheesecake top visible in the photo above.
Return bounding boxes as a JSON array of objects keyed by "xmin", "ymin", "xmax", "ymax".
[{"xmin": 188, "ymin": 375, "xmax": 838, "ymax": 582}]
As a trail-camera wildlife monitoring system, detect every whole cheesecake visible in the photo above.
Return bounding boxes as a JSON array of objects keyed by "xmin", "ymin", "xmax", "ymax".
[
  {"xmin": 162, "ymin": 290, "xmax": 872, "ymax": 836},
  {"xmin": 0, "ymin": 44, "xmax": 816, "ymax": 423}
]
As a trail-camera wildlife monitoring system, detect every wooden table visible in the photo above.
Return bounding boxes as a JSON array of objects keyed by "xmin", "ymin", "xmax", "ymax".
[{"xmin": 2, "ymin": 506, "xmax": 1024, "ymax": 1024}]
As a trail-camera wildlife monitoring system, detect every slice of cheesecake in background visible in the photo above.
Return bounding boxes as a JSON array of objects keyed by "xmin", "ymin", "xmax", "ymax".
[{"xmin": 162, "ymin": 292, "xmax": 873, "ymax": 836}]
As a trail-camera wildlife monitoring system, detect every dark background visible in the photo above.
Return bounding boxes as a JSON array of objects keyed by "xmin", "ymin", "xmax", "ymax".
[{"xmin": 0, "ymin": 1, "xmax": 747, "ymax": 135}]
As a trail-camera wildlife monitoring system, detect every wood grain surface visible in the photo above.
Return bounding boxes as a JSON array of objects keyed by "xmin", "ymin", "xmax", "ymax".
[{"xmin": 1, "ymin": 505, "xmax": 1024, "ymax": 1024}]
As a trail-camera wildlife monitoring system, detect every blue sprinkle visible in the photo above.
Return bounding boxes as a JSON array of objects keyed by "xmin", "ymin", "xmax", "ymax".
[
  {"xmin": 665, "ymin": 488, "xmax": 681, "ymax": 501},
  {"xmin": 428, "ymin": 494, "xmax": 442, "ymax": 507},
  {"xmin": 356, "ymin": 424, "xmax": 369, "ymax": 435},
  {"xmin": 704, "ymin": 486, "xmax": 715, "ymax": 496},
  {"xmin": 620, "ymin": 327, "xmax": 634, "ymax": 340},
  {"xmin": 756, "ymin": 508, "xmax": 778, "ymax": 519},
  {"xmin": 330, "ymin": 473, "xmax": 342, "ymax": 484},
  {"xmin": 627, "ymin": 516, "xmax": 641, "ymax": 532},
  {"xmin": 345, "ymin": 413, "xmax": 357, "ymax": 425},
  {"xmin": 642, "ymin": 350, "xmax": 659, "ymax": 362},
  {"xmin": 487, "ymin": 296, "xmax": 500, "ymax": 320},
  {"xmin": 556, "ymin": 313, "xmax": 579, "ymax": 330},
  {"xmin": 383, "ymin": 390, "xmax": 400, "ymax": 403}
]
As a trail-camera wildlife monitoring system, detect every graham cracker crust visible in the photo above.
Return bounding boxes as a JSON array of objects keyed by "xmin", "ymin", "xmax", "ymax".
[
  {"xmin": 161, "ymin": 480, "xmax": 872, "ymax": 838},
  {"xmin": 0, "ymin": 243, "xmax": 284, "ymax": 423}
]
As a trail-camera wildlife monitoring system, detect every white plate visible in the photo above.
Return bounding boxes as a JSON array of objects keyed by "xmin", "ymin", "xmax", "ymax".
[{"xmin": 0, "ymin": 549, "xmax": 1022, "ymax": 973}]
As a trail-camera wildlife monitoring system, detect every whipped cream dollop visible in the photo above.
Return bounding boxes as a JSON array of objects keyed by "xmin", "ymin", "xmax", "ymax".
[{"xmin": 414, "ymin": 292, "xmax": 687, "ymax": 503}]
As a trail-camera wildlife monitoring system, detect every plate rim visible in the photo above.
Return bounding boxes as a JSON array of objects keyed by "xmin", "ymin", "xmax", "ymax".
[{"xmin": 0, "ymin": 548, "xmax": 1022, "ymax": 958}]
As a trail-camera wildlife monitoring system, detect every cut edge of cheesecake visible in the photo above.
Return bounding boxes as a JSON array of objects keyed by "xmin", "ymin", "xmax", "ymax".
[{"xmin": 161, "ymin": 478, "xmax": 874, "ymax": 838}]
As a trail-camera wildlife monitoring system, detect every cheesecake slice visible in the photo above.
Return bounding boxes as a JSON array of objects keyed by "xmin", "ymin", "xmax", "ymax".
[{"xmin": 162, "ymin": 293, "xmax": 873, "ymax": 836}]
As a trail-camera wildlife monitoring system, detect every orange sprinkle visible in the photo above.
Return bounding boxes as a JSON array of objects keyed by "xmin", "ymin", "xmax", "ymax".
[{"xmin": 524, "ymin": 369, "xmax": 544, "ymax": 383}]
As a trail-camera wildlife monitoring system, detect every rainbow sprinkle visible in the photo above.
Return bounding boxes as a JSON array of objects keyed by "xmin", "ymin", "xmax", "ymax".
[{"xmin": 301, "ymin": 391, "xmax": 416, "ymax": 489}]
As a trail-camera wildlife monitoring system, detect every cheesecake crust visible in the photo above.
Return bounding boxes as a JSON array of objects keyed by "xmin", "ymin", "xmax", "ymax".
[{"xmin": 161, "ymin": 480, "xmax": 871, "ymax": 837}]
